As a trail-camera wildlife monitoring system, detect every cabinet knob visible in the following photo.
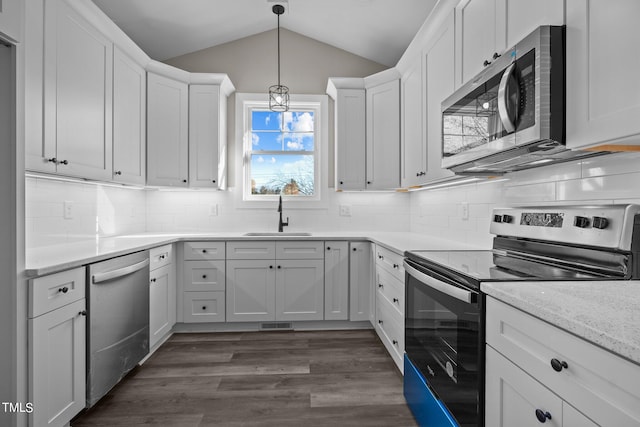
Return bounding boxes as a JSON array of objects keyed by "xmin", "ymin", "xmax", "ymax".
[
  {"xmin": 183, "ymin": 179, "xmax": 187, "ymax": 183},
  {"xmin": 378, "ymin": 284, "xmax": 383, "ymax": 288},
  {"xmin": 58, "ymin": 286, "xmax": 69, "ymax": 294},
  {"xmin": 150, "ymin": 278, "xmax": 156, "ymax": 283},
  {"xmin": 352, "ymin": 247, "xmax": 357, "ymax": 252},
  {"xmin": 159, "ymin": 255, "xmax": 165, "ymax": 260},
  {"xmin": 378, "ymin": 320, "xmax": 383, "ymax": 325},
  {"xmin": 47, "ymin": 157, "xmax": 57, "ymax": 163},
  {"xmin": 393, "ymin": 263, "xmax": 399, "ymax": 269},
  {"xmin": 367, "ymin": 181, "xmax": 372, "ymax": 185},
  {"xmin": 277, "ymin": 265, "xmax": 281, "ymax": 269},
  {"xmin": 202, "ymin": 306, "xmax": 207, "ymax": 311},
  {"xmin": 393, "ymin": 298, "xmax": 399, "ymax": 303},
  {"xmin": 339, "ymin": 181, "xmax": 344, "ymax": 185},
  {"xmin": 492, "ymin": 52, "xmax": 501, "ymax": 60},
  {"xmin": 535, "ymin": 409, "xmax": 552, "ymax": 423},
  {"xmin": 202, "ymin": 249, "xmax": 207, "ymax": 253},
  {"xmin": 269, "ymin": 265, "xmax": 274, "ymax": 269},
  {"xmin": 392, "ymin": 339, "xmax": 398, "ymax": 345},
  {"xmin": 378, "ymin": 255, "xmax": 383, "ymax": 259},
  {"xmin": 59, "ymin": 159, "xmax": 68, "ymax": 165},
  {"xmin": 416, "ymin": 172, "xmax": 420, "ymax": 177},
  {"xmin": 327, "ymin": 247, "xmax": 331, "ymax": 251},
  {"xmin": 114, "ymin": 171, "xmax": 122, "ymax": 175},
  {"xmin": 212, "ymin": 179, "xmax": 216, "ymax": 183},
  {"xmin": 78, "ymin": 310, "xmax": 87, "ymax": 316},
  {"xmin": 483, "ymin": 59, "xmax": 492, "ymax": 67},
  {"xmin": 202, "ymin": 275, "xmax": 207, "ymax": 279},
  {"xmin": 550, "ymin": 358, "xmax": 568, "ymax": 372}
]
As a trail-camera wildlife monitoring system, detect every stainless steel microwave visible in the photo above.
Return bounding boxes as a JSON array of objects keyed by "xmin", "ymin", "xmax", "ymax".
[{"xmin": 441, "ymin": 26, "xmax": 604, "ymax": 175}]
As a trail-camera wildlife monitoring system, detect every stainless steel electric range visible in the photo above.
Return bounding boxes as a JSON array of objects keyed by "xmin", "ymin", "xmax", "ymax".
[{"xmin": 403, "ymin": 204, "xmax": 640, "ymax": 427}]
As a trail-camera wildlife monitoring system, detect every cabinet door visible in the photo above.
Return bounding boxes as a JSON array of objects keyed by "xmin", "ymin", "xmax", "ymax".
[
  {"xmin": 485, "ymin": 345, "xmax": 563, "ymax": 427},
  {"xmin": 44, "ymin": 0, "xmax": 113, "ymax": 180},
  {"xmin": 335, "ymin": 89, "xmax": 366, "ymax": 190},
  {"xmin": 226, "ymin": 260, "xmax": 275, "ymax": 322},
  {"xmin": 566, "ymin": 0, "xmax": 640, "ymax": 149},
  {"xmin": 276, "ymin": 259, "xmax": 324, "ymax": 321},
  {"xmin": 401, "ymin": 58, "xmax": 426, "ymax": 187},
  {"xmin": 366, "ymin": 79, "xmax": 400, "ymax": 189},
  {"xmin": 149, "ymin": 264, "xmax": 173, "ymax": 348},
  {"xmin": 189, "ymin": 84, "xmax": 221, "ymax": 188},
  {"xmin": 504, "ymin": 0, "xmax": 564, "ymax": 49},
  {"xmin": 0, "ymin": 0, "xmax": 21, "ymax": 42},
  {"xmin": 29, "ymin": 299, "xmax": 86, "ymax": 427},
  {"xmin": 349, "ymin": 242, "xmax": 372, "ymax": 322},
  {"xmin": 425, "ymin": 11, "xmax": 456, "ymax": 183},
  {"xmin": 147, "ymin": 72, "xmax": 189, "ymax": 186},
  {"xmin": 324, "ymin": 241, "xmax": 349, "ymax": 320},
  {"xmin": 113, "ymin": 47, "xmax": 146, "ymax": 185},
  {"xmin": 455, "ymin": 0, "xmax": 503, "ymax": 88},
  {"xmin": 564, "ymin": 403, "xmax": 598, "ymax": 427}
]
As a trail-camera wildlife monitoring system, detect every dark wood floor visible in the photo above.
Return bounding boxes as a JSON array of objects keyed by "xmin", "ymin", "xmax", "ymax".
[{"xmin": 72, "ymin": 329, "xmax": 418, "ymax": 427}]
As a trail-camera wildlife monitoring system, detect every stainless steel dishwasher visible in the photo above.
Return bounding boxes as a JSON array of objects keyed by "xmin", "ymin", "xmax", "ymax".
[{"xmin": 86, "ymin": 250, "xmax": 150, "ymax": 407}]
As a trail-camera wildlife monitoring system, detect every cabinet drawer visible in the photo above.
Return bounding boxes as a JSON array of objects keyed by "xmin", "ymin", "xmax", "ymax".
[
  {"xmin": 276, "ymin": 241, "xmax": 324, "ymax": 259},
  {"xmin": 486, "ymin": 296, "xmax": 640, "ymax": 426},
  {"xmin": 183, "ymin": 291, "xmax": 226, "ymax": 323},
  {"xmin": 376, "ymin": 295, "xmax": 404, "ymax": 371},
  {"xmin": 183, "ymin": 260, "xmax": 225, "ymax": 292},
  {"xmin": 183, "ymin": 241, "xmax": 225, "ymax": 260},
  {"xmin": 227, "ymin": 241, "xmax": 275, "ymax": 260},
  {"xmin": 375, "ymin": 245, "xmax": 405, "ymax": 281},
  {"xmin": 29, "ymin": 267, "xmax": 86, "ymax": 318},
  {"xmin": 150, "ymin": 244, "xmax": 172, "ymax": 271},
  {"xmin": 376, "ymin": 267, "xmax": 404, "ymax": 315}
]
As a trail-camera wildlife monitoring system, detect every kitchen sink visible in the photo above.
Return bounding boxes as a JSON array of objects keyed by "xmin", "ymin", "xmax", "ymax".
[{"xmin": 243, "ymin": 232, "xmax": 312, "ymax": 236}]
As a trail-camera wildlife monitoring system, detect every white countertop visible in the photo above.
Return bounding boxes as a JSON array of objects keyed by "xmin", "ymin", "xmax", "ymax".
[
  {"xmin": 482, "ymin": 281, "xmax": 640, "ymax": 365},
  {"xmin": 26, "ymin": 231, "xmax": 481, "ymax": 277}
]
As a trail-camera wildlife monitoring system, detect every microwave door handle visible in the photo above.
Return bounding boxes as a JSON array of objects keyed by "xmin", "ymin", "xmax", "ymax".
[
  {"xmin": 497, "ymin": 62, "xmax": 517, "ymax": 133},
  {"xmin": 403, "ymin": 261, "xmax": 472, "ymax": 303}
]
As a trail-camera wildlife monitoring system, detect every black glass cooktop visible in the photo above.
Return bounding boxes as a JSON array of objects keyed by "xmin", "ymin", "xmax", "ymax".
[{"xmin": 405, "ymin": 250, "xmax": 607, "ymax": 283}]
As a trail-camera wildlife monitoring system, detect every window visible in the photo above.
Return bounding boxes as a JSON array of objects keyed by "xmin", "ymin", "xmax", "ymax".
[{"xmin": 237, "ymin": 94, "xmax": 327, "ymax": 204}]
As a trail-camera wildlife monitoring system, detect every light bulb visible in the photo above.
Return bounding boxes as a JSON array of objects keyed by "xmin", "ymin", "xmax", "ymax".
[
  {"xmin": 275, "ymin": 95, "xmax": 282, "ymax": 103},
  {"xmin": 482, "ymin": 102, "xmax": 490, "ymax": 109}
]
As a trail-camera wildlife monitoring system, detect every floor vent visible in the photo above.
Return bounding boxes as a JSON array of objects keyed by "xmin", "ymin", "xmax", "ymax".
[{"xmin": 260, "ymin": 322, "xmax": 292, "ymax": 330}]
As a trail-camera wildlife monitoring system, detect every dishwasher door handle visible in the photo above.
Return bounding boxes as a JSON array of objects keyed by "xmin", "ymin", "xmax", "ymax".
[{"xmin": 92, "ymin": 258, "xmax": 149, "ymax": 284}]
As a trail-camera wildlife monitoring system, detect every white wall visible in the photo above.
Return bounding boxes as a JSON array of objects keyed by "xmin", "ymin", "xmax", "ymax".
[
  {"xmin": 410, "ymin": 152, "xmax": 640, "ymax": 248},
  {"xmin": 25, "ymin": 176, "xmax": 147, "ymax": 248}
]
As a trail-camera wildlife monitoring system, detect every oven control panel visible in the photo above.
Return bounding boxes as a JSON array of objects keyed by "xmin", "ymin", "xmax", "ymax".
[{"xmin": 489, "ymin": 205, "xmax": 640, "ymax": 250}]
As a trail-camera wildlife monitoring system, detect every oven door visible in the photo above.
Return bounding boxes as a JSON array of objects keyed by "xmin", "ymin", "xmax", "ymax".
[{"xmin": 404, "ymin": 259, "xmax": 484, "ymax": 427}]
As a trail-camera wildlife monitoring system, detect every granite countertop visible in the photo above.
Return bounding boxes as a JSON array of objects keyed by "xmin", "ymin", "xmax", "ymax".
[
  {"xmin": 25, "ymin": 231, "xmax": 482, "ymax": 277},
  {"xmin": 482, "ymin": 281, "xmax": 640, "ymax": 366}
]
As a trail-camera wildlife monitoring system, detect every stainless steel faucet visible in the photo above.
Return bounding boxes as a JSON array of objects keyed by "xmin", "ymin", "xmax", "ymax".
[{"xmin": 277, "ymin": 195, "xmax": 289, "ymax": 232}]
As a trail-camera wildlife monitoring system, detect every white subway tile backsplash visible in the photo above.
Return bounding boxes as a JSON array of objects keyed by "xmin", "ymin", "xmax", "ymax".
[
  {"xmin": 557, "ymin": 172, "xmax": 640, "ymax": 201},
  {"xmin": 581, "ymin": 152, "xmax": 640, "ymax": 178}
]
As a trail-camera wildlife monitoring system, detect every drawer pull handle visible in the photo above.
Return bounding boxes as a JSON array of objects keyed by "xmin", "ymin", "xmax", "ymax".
[
  {"xmin": 202, "ymin": 275, "xmax": 207, "ymax": 279},
  {"xmin": 58, "ymin": 287, "xmax": 69, "ymax": 294},
  {"xmin": 78, "ymin": 310, "xmax": 87, "ymax": 316},
  {"xmin": 392, "ymin": 339, "xmax": 398, "ymax": 345},
  {"xmin": 378, "ymin": 284, "xmax": 383, "ymax": 288},
  {"xmin": 393, "ymin": 263, "xmax": 399, "ymax": 269},
  {"xmin": 535, "ymin": 409, "xmax": 552, "ymax": 423},
  {"xmin": 393, "ymin": 298, "xmax": 399, "ymax": 303},
  {"xmin": 550, "ymin": 358, "xmax": 568, "ymax": 372},
  {"xmin": 378, "ymin": 320, "xmax": 383, "ymax": 325}
]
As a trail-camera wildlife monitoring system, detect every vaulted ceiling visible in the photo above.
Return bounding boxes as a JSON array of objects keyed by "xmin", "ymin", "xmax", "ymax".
[{"xmin": 91, "ymin": 0, "xmax": 438, "ymax": 67}]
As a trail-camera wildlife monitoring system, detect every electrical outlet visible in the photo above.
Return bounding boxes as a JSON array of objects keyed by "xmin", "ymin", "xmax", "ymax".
[
  {"xmin": 461, "ymin": 202, "xmax": 469, "ymax": 221},
  {"xmin": 339, "ymin": 205, "xmax": 352, "ymax": 217},
  {"xmin": 209, "ymin": 204, "xmax": 218, "ymax": 216},
  {"xmin": 63, "ymin": 201, "xmax": 74, "ymax": 219}
]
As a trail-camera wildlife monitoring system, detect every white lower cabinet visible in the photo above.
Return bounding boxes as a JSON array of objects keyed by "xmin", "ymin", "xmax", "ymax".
[
  {"xmin": 349, "ymin": 241, "xmax": 372, "ymax": 321},
  {"xmin": 149, "ymin": 244, "xmax": 175, "ymax": 349},
  {"xmin": 226, "ymin": 241, "xmax": 325, "ymax": 322},
  {"xmin": 183, "ymin": 291, "xmax": 226, "ymax": 323},
  {"xmin": 486, "ymin": 296, "xmax": 640, "ymax": 426},
  {"xmin": 28, "ymin": 267, "xmax": 86, "ymax": 427},
  {"xmin": 373, "ymin": 244, "xmax": 405, "ymax": 372},
  {"xmin": 180, "ymin": 242, "xmax": 226, "ymax": 323},
  {"xmin": 324, "ymin": 242, "xmax": 349, "ymax": 320}
]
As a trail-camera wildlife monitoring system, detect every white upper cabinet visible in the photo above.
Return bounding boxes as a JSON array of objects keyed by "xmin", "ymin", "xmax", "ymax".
[
  {"xmin": 147, "ymin": 70, "xmax": 189, "ymax": 187},
  {"xmin": 42, "ymin": 0, "xmax": 113, "ymax": 181},
  {"xmin": 188, "ymin": 75, "xmax": 234, "ymax": 189},
  {"xmin": 455, "ymin": 0, "xmax": 564, "ymax": 88},
  {"xmin": 401, "ymin": 57, "xmax": 426, "ymax": 188},
  {"xmin": 327, "ymin": 78, "xmax": 366, "ymax": 191},
  {"xmin": 113, "ymin": 47, "xmax": 146, "ymax": 185},
  {"xmin": 365, "ymin": 71, "xmax": 400, "ymax": 190},
  {"xmin": 566, "ymin": 0, "xmax": 640, "ymax": 150},
  {"xmin": 0, "ymin": 0, "xmax": 22, "ymax": 42},
  {"xmin": 424, "ymin": 10, "xmax": 456, "ymax": 184}
]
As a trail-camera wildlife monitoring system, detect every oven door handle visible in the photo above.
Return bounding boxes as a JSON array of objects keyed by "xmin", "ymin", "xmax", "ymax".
[{"xmin": 403, "ymin": 260, "xmax": 472, "ymax": 303}]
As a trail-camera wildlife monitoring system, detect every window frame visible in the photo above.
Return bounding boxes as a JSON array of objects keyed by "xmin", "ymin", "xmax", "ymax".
[{"xmin": 235, "ymin": 93, "xmax": 329, "ymax": 208}]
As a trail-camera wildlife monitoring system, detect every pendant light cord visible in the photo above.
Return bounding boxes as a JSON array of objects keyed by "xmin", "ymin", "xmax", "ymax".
[{"xmin": 277, "ymin": 12, "xmax": 281, "ymax": 87}]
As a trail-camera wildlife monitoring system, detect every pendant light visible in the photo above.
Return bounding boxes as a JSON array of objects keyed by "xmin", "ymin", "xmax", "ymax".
[{"xmin": 269, "ymin": 4, "xmax": 289, "ymax": 112}]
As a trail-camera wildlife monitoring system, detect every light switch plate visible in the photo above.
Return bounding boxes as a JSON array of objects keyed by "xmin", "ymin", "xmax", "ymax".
[{"xmin": 339, "ymin": 205, "xmax": 352, "ymax": 217}]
